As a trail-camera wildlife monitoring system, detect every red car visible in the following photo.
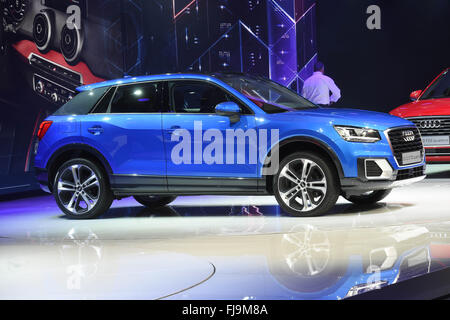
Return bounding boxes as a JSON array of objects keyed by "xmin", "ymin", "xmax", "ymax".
[{"xmin": 390, "ymin": 68, "xmax": 450, "ymax": 163}]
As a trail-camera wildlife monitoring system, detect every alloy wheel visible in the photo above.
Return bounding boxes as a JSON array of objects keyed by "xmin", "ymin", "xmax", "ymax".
[
  {"xmin": 277, "ymin": 158, "xmax": 328, "ymax": 213},
  {"xmin": 57, "ymin": 164, "xmax": 100, "ymax": 214}
]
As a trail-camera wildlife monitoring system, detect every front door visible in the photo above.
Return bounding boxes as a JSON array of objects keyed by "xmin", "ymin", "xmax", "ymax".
[{"xmin": 162, "ymin": 80, "xmax": 258, "ymax": 192}]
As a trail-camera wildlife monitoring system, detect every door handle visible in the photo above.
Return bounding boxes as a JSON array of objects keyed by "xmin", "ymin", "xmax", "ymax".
[
  {"xmin": 165, "ymin": 126, "xmax": 182, "ymax": 136},
  {"xmin": 168, "ymin": 125, "xmax": 181, "ymax": 131},
  {"xmin": 88, "ymin": 126, "xmax": 104, "ymax": 135}
]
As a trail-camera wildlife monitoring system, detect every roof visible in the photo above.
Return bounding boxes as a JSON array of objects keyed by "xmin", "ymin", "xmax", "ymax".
[{"xmin": 76, "ymin": 72, "xmax": 244, "ymax": 92}]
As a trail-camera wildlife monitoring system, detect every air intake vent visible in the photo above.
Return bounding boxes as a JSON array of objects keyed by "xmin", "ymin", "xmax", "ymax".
[{"xmin": 365, "ymin": 160, "xmax": 383, "ymax": 177}]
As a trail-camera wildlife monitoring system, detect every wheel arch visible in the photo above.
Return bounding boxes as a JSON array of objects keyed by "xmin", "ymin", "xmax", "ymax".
[
  {"xmin": 46, "ymin": 143, "xmax": 113, "ymax": 192},
  {"xmin": 264, "ymin": 136, "xmax": 344, "ymax": 194}
]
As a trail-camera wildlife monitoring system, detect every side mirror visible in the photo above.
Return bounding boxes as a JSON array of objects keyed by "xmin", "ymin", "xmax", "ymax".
[
  {"xmin": 215, "ymin": 102, "xmax": 241, "ymax": 123},
  {"xmin": 410, "ymin": 90, "xmax": 422, "ymax": 101}
]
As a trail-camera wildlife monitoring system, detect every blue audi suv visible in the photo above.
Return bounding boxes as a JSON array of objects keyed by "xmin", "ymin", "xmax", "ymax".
[{"xmin": 34, "ymin": 73, "xmax": 426, "ymax": 219}]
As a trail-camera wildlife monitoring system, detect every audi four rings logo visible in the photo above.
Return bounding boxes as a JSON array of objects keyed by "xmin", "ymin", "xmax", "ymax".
[
  {"xmin": 420, "ymin": 120, "xmax": 441, "ymax": 129},
  {"xmin": 402, "ymin": 130, "xmax": 415, "ymax": 142}
]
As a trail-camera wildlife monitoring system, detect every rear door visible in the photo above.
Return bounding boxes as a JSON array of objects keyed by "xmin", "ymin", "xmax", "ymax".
[{"xmin": 80, "ymin": 82, "xmax": 167, "ymax": 181}]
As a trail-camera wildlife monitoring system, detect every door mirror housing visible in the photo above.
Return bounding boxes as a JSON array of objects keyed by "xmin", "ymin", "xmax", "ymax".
[
  {"xmin": 215, "ymin": 102, "xmax": 241, "ymax": 123},
  {"xmin": 410, "ymin": 90, "xmax": 422, "ymax": 101}
]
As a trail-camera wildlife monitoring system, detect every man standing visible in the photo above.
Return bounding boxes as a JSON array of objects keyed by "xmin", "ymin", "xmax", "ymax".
[{"xmin": 302, "ymin": 62, "xmax": 341, "ymax": 106}]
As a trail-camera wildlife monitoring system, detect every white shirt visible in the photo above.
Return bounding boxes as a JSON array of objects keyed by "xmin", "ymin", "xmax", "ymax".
[{"xmin": 302, "ymin": 72, "xmax": 341, "ymax": 105}]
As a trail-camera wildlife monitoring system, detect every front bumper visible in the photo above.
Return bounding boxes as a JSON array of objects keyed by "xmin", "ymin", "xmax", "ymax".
[
  {"xmin": 338, "ymin": 124, "xmax": 426, "ymax": 192},
  {"xmin": 341, "ymin": 175, "xmax": 426, "ymax": 192},
  {"xmin": 340, "ymin": 160, "xmax": 426, "ymax": 192},
  {"xmin": 426, "ymin": 156, "xmax": 450, "ymax": 163}
]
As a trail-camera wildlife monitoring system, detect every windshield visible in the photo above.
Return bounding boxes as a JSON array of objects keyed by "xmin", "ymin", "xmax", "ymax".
[
  {"xmin": 214, "ymin": 74, "xmax": 318, "ymax": 113},
  {"xmin": 421, "ymin": 70, "xmax": 450, "ymax": 100}
]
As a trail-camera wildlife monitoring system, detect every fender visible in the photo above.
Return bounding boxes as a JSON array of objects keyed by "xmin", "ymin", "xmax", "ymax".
[
  {"xmin": 46, "ymin": 143, "xmax": 113, "ymax": 175},
  {"xmin": 263, "ymin": 136, "xmax": 345, "ymax": 179}
]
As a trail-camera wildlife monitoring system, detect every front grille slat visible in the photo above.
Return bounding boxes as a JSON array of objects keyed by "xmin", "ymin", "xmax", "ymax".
[
  {"xmin": 407, "ymin": 117, "xmax": 450, "ymax": 136},
  {"xmin": 396, "ymin": 166, "xmax": 425, "ymax": 181},
  {"xmin": 387, "ymin": 127, "xmax": 424, "ymax": 166}
]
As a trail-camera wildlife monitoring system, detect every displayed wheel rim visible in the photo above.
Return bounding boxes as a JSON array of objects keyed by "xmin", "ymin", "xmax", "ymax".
[
  {"xmin": 278, "ymin": 158, "xmax": 327, "ymax": 212},
  {"xmin": 57, "ymin": 164, "xmax": 100, "ymax": 214}
]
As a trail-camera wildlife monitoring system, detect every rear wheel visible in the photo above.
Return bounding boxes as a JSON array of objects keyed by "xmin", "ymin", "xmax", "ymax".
[
  {"xmin": 133, "ymin": 195, "xmax": 177, "ymax": 208},
  {"xmin": 343, "ymin": 189, "xmax": 392, "ymax": 205},
  {"xmin": 53, "ymin": 158, "xmax": 113, "ymax": 219},
  {"xmin": 273, "ymin": 152, "xmax": 340, "ymax": 217}
]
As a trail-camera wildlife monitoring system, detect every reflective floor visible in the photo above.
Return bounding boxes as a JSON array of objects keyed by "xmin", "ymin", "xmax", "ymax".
[{"xmin": 1, "ymin": 166, "xmax": 450, "ymax": 300}]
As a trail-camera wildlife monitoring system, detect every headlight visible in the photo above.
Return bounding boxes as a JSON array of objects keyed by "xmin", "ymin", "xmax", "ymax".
[{"xmin": 334, "ymin": 126, "xmax": 381, "ymax": 143}]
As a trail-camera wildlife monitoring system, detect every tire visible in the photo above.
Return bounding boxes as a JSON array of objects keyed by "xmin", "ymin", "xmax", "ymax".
[
  {"xmin": 53, "ymin": 158, "xmax": 113, "ymax": 219},
  {"xmin": 133, "ymin": 195, "xmax": 177, "ymax": 208},
  {"xmin": 343, "ymin": 189, "xmax": 392, "ymax": 205},
  {"xmin": 273, "ymin": 152, "xmax": 340, "ymax": 217}
]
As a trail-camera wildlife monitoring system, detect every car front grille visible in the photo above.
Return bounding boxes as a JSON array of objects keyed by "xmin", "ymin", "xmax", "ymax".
[
  {"xmin": 406, "ymin": 117, "xmax": 450, "ymax": 136},
  {"xmin": 387, "ymin": 127, "xmax": 424, "ymax": 166},
  {"xmin": 396, "ymin": 166, "xmax": 425, "ymax": 181}
]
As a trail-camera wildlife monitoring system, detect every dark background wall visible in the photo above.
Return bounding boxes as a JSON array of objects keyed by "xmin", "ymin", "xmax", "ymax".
[
  {"xmin": 1, "ymin": 0, "xmax": 448, "ymax": 194},
  {"xmin": 316, "ymin": 0, "xmax": 450, "ymax": 112}
]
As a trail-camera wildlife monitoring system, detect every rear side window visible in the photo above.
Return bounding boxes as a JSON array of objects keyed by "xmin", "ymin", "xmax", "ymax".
[
  {"xmin": 53, "ymin": 87, "xmax": 109, "ymax": 115},
  {"xmin": 91, "ymin": 87, "xmax": 116, "ymax": 113},
  {"xmin": 109, "ymin": 82, "xmax": 163, "ymax": 113}
]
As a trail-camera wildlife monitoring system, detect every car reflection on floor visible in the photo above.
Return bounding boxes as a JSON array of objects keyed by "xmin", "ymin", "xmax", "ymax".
[
  {"xmin": 100, "ymin": 204, "xmax": 449, "ymax": 299},
  {"xmin": 2, "ymin": 197, "xmax": 450, "ymax": 299}
]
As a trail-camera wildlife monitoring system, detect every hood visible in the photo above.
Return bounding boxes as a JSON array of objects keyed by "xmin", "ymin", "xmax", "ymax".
[
  {"xmin": 390, "ymin": 98, "xmax": 450, "ymax": 118},
  {"xmin": 268, "ymin": 107, "xmax": 413, "ymax": 131}
]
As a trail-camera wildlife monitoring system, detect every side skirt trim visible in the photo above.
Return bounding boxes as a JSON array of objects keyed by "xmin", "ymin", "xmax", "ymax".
[{"xmin": 110, "ymin": 174, "xmax": 268, "ymax": 196}]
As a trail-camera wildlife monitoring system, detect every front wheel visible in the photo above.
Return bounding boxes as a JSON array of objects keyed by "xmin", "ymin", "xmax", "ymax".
[
  {"xmin": 273, "ymin": 152, "xmax": 340, "ymax": 217},
  {"xmin": 133, "ymin": 195, "xmax": 178, "ymax": 208},
  {"xmin": 343, "ymin": 189, "xmax": 392, "ymax": 205}
]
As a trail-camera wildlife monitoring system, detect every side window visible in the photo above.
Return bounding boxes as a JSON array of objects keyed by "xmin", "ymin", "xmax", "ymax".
[
  {"xmin": 109, "ymin": 82, "xmax": 163, "ymax": 113},
  {"xmin": 170, "ymin": 81, "xmax": 251, "ymax": 114},
  {"xmin": 53, "ymin": 87, "xmax": 109, "ymax": 115},
  {"xmin": 91, "ymin": 87, "xmax": 116, "ymax": 114}
]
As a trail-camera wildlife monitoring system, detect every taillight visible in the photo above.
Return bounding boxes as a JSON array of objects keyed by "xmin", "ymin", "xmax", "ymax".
[{"xmin": 37, "ymin": 121, "xmax": 53, "ymax": 140}]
